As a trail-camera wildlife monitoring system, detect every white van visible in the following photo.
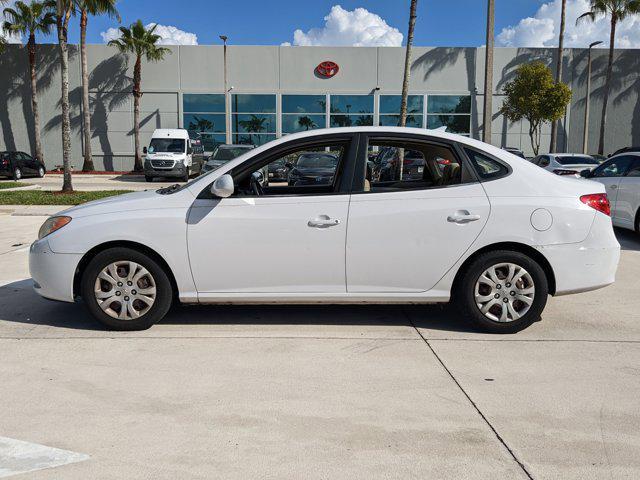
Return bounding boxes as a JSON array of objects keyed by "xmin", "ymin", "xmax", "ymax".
[{"xmin": 143, "ymin": 129, "xmax": 203, "ymax": 182}]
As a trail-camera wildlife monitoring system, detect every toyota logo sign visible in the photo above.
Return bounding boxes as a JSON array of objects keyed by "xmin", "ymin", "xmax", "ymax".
[{"xmin": 316, "ymin": 61, "xmax": 340, "ymax": 78}]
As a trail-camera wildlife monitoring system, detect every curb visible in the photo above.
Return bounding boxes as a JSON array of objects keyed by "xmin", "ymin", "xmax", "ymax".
[{"xmin": 0, "ymin": 184, "xmax": 42, "ymax": 192}]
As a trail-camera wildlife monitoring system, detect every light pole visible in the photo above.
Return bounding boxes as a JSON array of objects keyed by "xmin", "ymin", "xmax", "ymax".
[
  {"xmin": 583, "ymin": 40, "xmax": 603, "ymax": 154},
  {"xmin": 220, "ymin": 35, "xmax": 230, "ymax": 144}
]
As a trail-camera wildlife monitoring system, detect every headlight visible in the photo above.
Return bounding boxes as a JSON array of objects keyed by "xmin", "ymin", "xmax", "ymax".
[{"xmin": 38, "ymin": 216, "xmax": 72, "ymax": 240}]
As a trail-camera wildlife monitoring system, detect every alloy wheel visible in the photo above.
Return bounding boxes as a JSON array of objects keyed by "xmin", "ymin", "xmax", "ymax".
[
  {"xmin": 474, "ymin": 262, "xmax": 535, "ymax": 323},
  {"xmin": 94, "ymin": 261, "xmax": 157, "ymax": 320}
]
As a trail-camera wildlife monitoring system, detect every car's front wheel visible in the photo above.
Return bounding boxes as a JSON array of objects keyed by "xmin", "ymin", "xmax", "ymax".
[
  {"xmin": 13, "ymin": 167, "xmax": 22, "ymax": 180},
  {"xmin": 455, "ymin": 250, "xmax": 548, "ymax": 333},
  {"xmin": 37, "ymin": 166, "xmax": 46, "ymax": 178},
  {"xmin": 81, "ymin": 247, "xmax": 173, "ymax": 330}
]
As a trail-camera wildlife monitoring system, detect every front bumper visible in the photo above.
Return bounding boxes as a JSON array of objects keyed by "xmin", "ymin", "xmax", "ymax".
[
  {"xmin": 144, "ymin": 160, "xmax": 187, "ymax": 178},
  {"xmin": 29, "ymin": 239, "xmax": 82, "ymax": 302}
]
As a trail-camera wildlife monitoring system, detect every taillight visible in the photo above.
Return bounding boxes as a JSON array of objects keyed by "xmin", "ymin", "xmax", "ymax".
[
  {"xmin": 553, "ymin": 169, "xmax": 578, "ymax": 175},
  {"xmin": 580, "ymin": 193, "xmax": 611, "ymax": 216}
]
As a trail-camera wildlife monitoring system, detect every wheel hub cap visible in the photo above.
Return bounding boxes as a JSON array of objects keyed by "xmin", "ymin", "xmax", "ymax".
[
  {"xmin": 94, "ymin": 261, "xmax": 156, "ymax": 320},
  {"xmin": 474, "ymin": 262, "xmax": 535, "ymax": 323}
]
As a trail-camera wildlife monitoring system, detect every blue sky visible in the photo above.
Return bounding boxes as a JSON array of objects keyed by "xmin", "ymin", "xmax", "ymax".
[{"xmin": 6, "ymin": 1, "xmax": 640, "ymax": 48}]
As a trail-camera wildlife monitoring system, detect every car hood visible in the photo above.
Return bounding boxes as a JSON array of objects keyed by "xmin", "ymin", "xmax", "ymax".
[{"xmin": 58, "ymin": 189, "xmax": 192, "ymax": 219}]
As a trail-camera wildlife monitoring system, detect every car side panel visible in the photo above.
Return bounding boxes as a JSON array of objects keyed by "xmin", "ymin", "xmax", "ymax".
[
  {"xmin": 45, "ymin": 208, "xmax": 198, "ymax": 302},
  {"xmin": 614, "ymin": 176, "xmax": 640, "ymax": 230}
]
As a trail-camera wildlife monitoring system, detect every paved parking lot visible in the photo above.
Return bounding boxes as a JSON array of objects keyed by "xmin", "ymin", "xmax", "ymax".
[{"xmin": 1, "ymin": 213, "xmax": 639, "ymax": 479}]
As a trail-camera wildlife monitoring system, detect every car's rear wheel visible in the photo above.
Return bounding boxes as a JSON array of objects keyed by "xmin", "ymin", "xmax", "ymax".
[
  {"xmin": 81, "ymin": 247, "xmax": 173, "ymax": 330},
  {"xmin": 455, "ymin": 250, "xmax": 548, "ymax": 333}
]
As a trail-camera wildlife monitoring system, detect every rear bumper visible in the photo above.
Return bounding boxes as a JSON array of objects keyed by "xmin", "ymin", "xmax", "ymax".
[
  {"xmin": 538, "ymin": 214, "xmax": 620, "ymax": 296},
  {"xmin": 29, "ymin": 239, "xmax": 82, "ymax": 302}
]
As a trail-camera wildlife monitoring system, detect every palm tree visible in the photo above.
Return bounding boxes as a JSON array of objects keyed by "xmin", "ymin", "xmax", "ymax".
[
  {"xmin": 3, "ymin": 0, "xmax": 56, "ymax": 168},
  {"xmin": 399, "ymin": 0, "xmax": 418, "ymax": 180},
  {"xmin": 55, "ymin": 0, "xmax": 74, "ymax": 192},
  {"xmin": 108, "ymin": 20, "xmax": 170, "ymax": 171},
  {"xmin": 76, "ymin": 0, "xmax": 119, "ymax": 171},
  {"xmin": 483, "ymin": 0, "xmax": 495, "ymax": 144},
  {"xmin": 579, "ymin": 0, "xmax": 640, "ymax": 155},
  {"xmin": 188, "ymin": 116, "xmax": 214, "ymax": 132},
  {"xmin": 238, "ymin": 115, "xmax": 267, "ymax": 145},
  {"xmin": 550, "ymin": 0, "xmax": 567, "ymax": 153},
  {"xmin": 297, "ymin": 115, "xmax": 316, "ymax": 131}
]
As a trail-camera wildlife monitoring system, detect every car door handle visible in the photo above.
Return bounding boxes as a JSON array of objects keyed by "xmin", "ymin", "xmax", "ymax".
[
  {"xmin": 308, "ymin": 215, "xmax": 341, "ymax": 228},
  {"xmin": 447, "ymin": 210, "xmax": 481, "ymax": 224}
]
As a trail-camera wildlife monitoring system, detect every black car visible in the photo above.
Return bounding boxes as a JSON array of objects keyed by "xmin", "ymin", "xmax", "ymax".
[
  {"xmin": 267, "ymin": 158, "xmax": 291, "ymax": 183},
  {"xmin": 503, "ymin": 147, "xmax": 527, "ymax": 159},
  {"xmin": 287, "ymin": 152, "xmax": 339, "ymax": 186},
  {"xmin": 610, "ymin": 146, "xmax": 640, "ymax": 157},
  {"xmin": 0, "ymin": 151, "xmax": 46, "ymax": 180},
  {"xmin": 201, "ymin": 144, "xmax": 255, "ymax": 174}
]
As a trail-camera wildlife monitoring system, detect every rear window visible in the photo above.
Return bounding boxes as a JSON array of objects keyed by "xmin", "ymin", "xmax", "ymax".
[
  {"xmin": 556, "ymin": 155, "xmax": 599, "ymax": 166},
  {"xmin": 296, "ymin": 154, "xmax": 339, "ymax": 169},
  {"xmin": 212, "ymin": 147, "xmax": 251, "ymax": 161},
  {"xmin": 464, "ymin": 148, "xmax": 510, "ymax": 181}
]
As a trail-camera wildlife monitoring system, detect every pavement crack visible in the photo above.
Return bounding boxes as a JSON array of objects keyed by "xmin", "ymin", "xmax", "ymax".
[{"xmin": 404, "ymin": 310, "xmax": 535, "ymax": 480}]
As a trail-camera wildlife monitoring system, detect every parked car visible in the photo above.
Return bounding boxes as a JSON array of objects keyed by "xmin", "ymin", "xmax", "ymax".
[
  {"xmin": 30, "ymin": 127, "xmax": 619, "ymax": 334},
  {"xmin": 610, "ymin": 146, "xmax": 640, "ymax": 157},
  {"xmin": 267, "ymin": 158, "xmax": 291, "ymax": 182},
  {"xmin": 590, "ymin": 154, "xmax": 607, "ymax": 163},
  {"xmin": 287, "ymin": 152, "xmax": 339, "ymax": 186},
  {"xmin": 531, "ymin": 153, "xmax": 600, "ymax": 175},
  {"xmin": 143, "ymin": 129, "xmax": 202, "ymax": 182},
  {"xmin": 202, "ymin": 144, "xmax": 255, "ymax": 174},
  {"xmin": 370, "ymin": 147, "xmax": 427, "ymax": 182},
  {"xmin": 503, "ymin": 147, "xmax": 526, "ymax": 159},
  {"xmin": 580, "ymin": 152, "xmax": 640, "ymax": 233},
  {"xmin": 0, "ymin": 151, "xmax": 46, "ymax": 180}
]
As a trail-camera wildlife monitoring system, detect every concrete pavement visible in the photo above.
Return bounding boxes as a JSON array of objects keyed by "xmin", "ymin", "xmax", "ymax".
[{"xmin": 0, "ymin": 213, "xmax": 639, "ymax": 479}]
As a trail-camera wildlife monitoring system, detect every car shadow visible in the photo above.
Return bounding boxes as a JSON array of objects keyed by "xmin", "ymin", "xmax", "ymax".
[
  {"xmin": 615, "ymin": 228, "xmax": 640, "ymax": 252},
  {"xmin": 0, "ymin": 279, "xmax": 476, "ymax": 333}
]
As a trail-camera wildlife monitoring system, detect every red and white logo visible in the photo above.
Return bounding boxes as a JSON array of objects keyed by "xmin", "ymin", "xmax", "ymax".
[{"xmin": 316, "ymin": 61, "xmax": 340, "ymax": 78}]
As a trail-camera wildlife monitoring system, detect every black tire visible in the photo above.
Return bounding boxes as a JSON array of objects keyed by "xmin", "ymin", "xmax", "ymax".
[
  {"xmin": 145, "ymin": 175, "xmax": 153, "ymax": 182},
  {"xmin": 634, "ymin": 208, "xmax": 640, "ymax": 234},
  {"xmin": 81, "ymin": 247, "xmax": 173, "ymax": 331},
  {"xmin": 182, "ymin": 166, "xmax": 190, "ymax": 182},
  {"xmin": 37, "ymin": 166, "xmax": 46, "ymax": 178},
  {"xmin": 13, "ymin": 167, "xmax": 22, "ymax": 181},
  {"xmin": 454, "ymin": 250, "xmax": 548, "ymax": 334}
]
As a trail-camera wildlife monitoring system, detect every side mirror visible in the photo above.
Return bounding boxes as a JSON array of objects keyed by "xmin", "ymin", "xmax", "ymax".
[
  {"xmin": 210, "ymin": 173, "xmax": 234, "ymax": 198},
  {"xmin": 579, "ymin": 169, "xmax": 591, "ymax": 178},
  {"xmin": 143, "ymin": 146, "xmax": 148, "ymax": 154}
]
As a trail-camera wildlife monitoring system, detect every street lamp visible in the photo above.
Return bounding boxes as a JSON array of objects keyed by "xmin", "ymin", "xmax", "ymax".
[
  {"xmin": 583, "ymin": 40, "xmax": 603, "ymax": 154},
  {"xmin": 220, "ymin": 35, "xmax": 230, "ymax": 144}
]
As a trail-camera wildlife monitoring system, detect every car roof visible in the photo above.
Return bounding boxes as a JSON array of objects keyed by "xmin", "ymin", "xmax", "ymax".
[{"xmin": 218, "ymin": 144, "xmax": 255, "ymax": 149}]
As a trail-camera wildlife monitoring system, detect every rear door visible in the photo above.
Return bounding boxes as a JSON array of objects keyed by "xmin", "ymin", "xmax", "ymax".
[
  {"xmin": 345, "ymin": 133, "xmax": 490, "ymax": 293},
  {"xmin": 590, "ymin": 156, "xmax": 634, "ymax": 224},
  {"xmin": 614, "ymin": 157, "xmax": 640, "ymax": 229}
]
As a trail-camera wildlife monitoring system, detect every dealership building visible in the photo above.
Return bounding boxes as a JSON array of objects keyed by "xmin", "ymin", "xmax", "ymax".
[{"xmin": 1, "ymin": 44, "xmax": 639, "ymax": 170}]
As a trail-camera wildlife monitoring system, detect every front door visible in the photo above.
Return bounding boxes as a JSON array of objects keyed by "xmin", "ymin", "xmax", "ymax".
[
  {"xmin": 346, "ymin": 135, "xmax": 490, "ymax": 293},
  {"xmin": 187, "ymin": 136, "xmax": 356, "ymax": 296},
  {"xmin": 614, "ymin": 157, "xmax": 640, "ymax": 229}
]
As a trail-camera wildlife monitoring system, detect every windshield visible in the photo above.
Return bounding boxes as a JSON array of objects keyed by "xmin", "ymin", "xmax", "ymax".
[
  {"xmin": 296, "ymin": 154, "xmax": 338, "ymax": 169},
  {"xmin": 212, "ymin": 146, "xmax": 252, "ymax": 161},
  {"xmin": 149, "ymin": 138, "xmax": 185, "ymax": 154},
  {"xmin": 556, "ymin": 155, "xmax": 599, "ymax": 165}
]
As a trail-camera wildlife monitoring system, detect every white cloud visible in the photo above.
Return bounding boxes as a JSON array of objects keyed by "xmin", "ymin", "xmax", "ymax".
[
  {"xmin": 284, "ymin": 5, "xmax": 403, "ymax": 47},
  {"xmin": 100, "ymin": 23, "xmax": 198, "ymax": 45},
  {"xmin": 1, "ymin": 0, "xmax": 24, "ymax": 44},
  {"xmin": 497, "ymin": 0, "xmax": 640, "ymax": 48}
]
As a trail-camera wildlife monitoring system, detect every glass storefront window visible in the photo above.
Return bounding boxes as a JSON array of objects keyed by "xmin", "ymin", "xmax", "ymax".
[
  {"xmin": 426, "ymin": 114, "xmax": 471, "ymax": 134},
  {"xmin": 330, "ymin": 114, "xmax": 373, "ymax": 128},
  {"xmin": 233, "ymin": 133, "xmax": 277, "ymax": 146},
  {"xmin": 282, "ymin": 114, "xmax": 327, "ymax": 133},
  {"xmin": 427, "ymin": 95, "xmax": 471, "ymax": 114},
  {"xmin": 379, "ymin": 95, "xmax": 424, "ymax": 127},
  {"xmin": 330, "ymin": 95, "xmax": 373, "ymax": 114},
  {"xmin": 183, "ymin": 113, "xmax": 226, "ymax": 133},
  {"xmin": 183, "ymin": 94, "xmax": 225, "ymax": 113},
  {"xmin": 232, "ymin": 94, "xmax": 276, "ymax": 114},
  {"xmin": 282, "ymin": 95, "xmax": 326, "ymax": 113},
  {"xmin": 183, "ymin": 94, "xmax": 226, "ymax": 150}
]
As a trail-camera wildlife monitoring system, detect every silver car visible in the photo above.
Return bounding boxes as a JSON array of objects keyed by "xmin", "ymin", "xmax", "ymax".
[
  {"xmin": 532, "ymin": 153, "xmax": 600, "ymax": 176},
  {"xmin": 581, "ymin": 152, "xmax": 640, "ymax": 233}
]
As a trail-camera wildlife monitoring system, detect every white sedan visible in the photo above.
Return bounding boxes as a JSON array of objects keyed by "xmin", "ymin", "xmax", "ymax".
[
  {"xmin": 30, "ymin": 127, "xmax": 620, "ymax": 333},
  {"xmin": 581, "ymin": 152, "xmax": 640, "ymax": 232}
]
